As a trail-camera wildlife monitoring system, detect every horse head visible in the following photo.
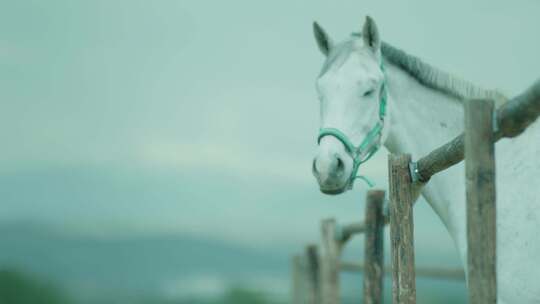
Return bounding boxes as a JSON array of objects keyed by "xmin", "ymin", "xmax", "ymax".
[{"xmin": 312, "ymin": 16, "xmax": 389, "ymax": 194}]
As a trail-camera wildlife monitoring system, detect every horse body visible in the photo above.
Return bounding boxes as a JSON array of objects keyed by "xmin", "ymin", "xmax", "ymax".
[{"xmin": 312, "ymin": 17, "xmax": 540, "ymax": 303}]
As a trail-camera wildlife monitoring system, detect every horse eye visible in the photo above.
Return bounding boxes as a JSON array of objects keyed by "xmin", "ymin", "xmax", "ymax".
[{"xmin": 363, "ymin": 89, "xmax": 375, "ymax": 97}]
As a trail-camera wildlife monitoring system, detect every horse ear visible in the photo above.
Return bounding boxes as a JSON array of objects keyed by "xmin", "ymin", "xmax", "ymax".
[
  {"xmin": 313, "ymin": 22, "xmax": 332, "ymax": 56},
  {"xmin": 362, "ymin": 16, "xmax": 381, "ymax": 53}
]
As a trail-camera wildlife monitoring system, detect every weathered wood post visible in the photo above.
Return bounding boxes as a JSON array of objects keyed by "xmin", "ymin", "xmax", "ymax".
[
  {"xmin": 388, "ymin": 154, "xmax": 416, "ymax": 304},
  {"xmin": 291, "ymin": 246, "xmax": 320, "ymax": 304},
  {"xmin": 465, "ymin": 99, "xmax": 497, "ymax": 304},
  {"xmin": 305, "ymin": 244, "xmax": 320, "ymax": 304},
  {"xmin": 320, "ymin": 218, "xmax": 341, "ymax": 304},
  {"xmin": 292, "ymin": 255, "xmax": 304, "ymax": 304},
  {"xmin": 364, "ymin": 190, "xmax": 386, "ymax": 304}
]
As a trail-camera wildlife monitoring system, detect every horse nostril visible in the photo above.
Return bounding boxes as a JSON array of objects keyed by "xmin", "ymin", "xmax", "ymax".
[
  {"xmin": 336, "ymin": 156, "xmax": 345, "ymax": 173},
  {"xmin": 312, "ymin": 159, "xmax": 319, "ymax": 175}
]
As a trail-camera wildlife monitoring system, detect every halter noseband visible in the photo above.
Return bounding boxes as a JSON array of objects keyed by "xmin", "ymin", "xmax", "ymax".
[{"xmin": 317, "ymin": 64, "xmax": 388, "ymax": 190}]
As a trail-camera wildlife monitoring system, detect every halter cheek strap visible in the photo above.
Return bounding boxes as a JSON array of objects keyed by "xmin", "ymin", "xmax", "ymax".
[{"xmin": 317, "ymin": 65, "xmax": 388, "ymax": 189}]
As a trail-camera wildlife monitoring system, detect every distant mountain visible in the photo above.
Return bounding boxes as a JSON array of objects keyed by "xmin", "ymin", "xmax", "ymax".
[{"xmin": 0, "ymin": 222, "xmax": 290, "ymax": 303}]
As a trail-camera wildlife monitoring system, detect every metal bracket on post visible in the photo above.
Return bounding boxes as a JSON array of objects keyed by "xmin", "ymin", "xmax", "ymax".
[
  {"xmin": 382, "ymin": 198, "xmax": 390, "ymax": 220},
  {"xmin": 492, "ymin": 109, "xmax": 499, "ymax": 134},
  {"xmin": 408, "ymin": 161, "xmax": 422, "ymax": 183}
]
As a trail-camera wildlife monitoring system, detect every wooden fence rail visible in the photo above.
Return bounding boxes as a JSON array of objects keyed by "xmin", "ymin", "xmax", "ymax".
[
  {"xmin": 340, "ymin": 262, "xmax": 465, "ymax": 281},
  {"xmin": 414, "ymin": 79, "xmax": 540, "ymax": 183},
  {"xmin": 336, "ymin": 222, "xmax": 366, "ymax": 243}
]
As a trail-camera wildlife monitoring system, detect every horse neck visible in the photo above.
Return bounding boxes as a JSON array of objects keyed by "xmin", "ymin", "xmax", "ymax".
[
  {"xmin": 382, "ymin": 62, "xmax": 467, "ymax": 236},
  {"xmin": 383, "ymin": 63, "xmax": 465, "ymax": 156}
]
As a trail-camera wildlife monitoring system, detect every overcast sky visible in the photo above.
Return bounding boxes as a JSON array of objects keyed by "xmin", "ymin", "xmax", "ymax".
[{"xmin": 1, "ymin": 0, "xmax": 539, "ymax": 263}]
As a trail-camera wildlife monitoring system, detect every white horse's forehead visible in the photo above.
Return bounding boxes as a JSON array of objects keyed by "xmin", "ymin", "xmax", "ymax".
[{"xmin": 317, "ymin": 46, "xmax": 382, "ymax": 88}]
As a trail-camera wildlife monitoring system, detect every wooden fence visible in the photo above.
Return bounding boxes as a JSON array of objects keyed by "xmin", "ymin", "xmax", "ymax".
[{"xmin": 291, "ymin": 80, "xmax": 540, "ymax": 304}]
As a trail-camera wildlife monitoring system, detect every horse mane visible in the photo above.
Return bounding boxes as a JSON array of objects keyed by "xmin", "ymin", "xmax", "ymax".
[{"xmin": 351, "ymin": 33, "xmax": 507, "ymax": 106}]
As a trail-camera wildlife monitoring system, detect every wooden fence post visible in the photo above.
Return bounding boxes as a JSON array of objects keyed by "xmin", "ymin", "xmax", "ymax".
[
  {"xmin": 320, "ymin": 218, "xmax": 341, "ymax": 304},
  {"xmin": 291, "ymin": 246, "xmax": 320, "ymax": 304},
  {"xmin": 388, "ymin": 154, "xmax": 416, "ymax": 304},
  {"xmin": 292, "ymin": 255, "xmax": 304, "ymax": 304},
  {"xmin": 465, "ymin": 99, "xmax": 497, "ymax": 304},
  {"xmin": 364, "ymin": 190, "xmax": 385, "ymax": 304},
  {"xmin": 305, "ymin": 244, "xmax": 320, "ymax": 304}
]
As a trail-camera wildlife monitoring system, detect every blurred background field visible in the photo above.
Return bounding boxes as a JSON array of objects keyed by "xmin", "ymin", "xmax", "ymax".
[
  {"xmin": 1, "ymin": 0, "xmax": 539, "ymax": 303},
  {"xmin": 0, "ymin": 221, "xmax": 467, "ymax": 303}
]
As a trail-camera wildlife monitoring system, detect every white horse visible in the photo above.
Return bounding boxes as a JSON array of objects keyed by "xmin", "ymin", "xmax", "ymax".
[{"xmin": 312, "ymin": 16, "xmax": 540, "ymax": 303}]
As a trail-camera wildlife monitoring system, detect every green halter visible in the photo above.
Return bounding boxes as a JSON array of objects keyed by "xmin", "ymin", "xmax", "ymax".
[{"xmin": 317, "ymin": 67, "xmax": 388, "ymax": 190}]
